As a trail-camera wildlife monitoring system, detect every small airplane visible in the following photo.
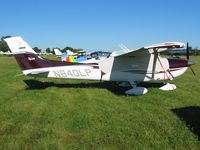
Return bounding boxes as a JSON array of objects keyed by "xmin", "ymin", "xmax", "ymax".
[
  {"xmin": 4, "ymin": 36, "xmax": 195, "ymax": 95},
  {"xmin": 66, "ymin": 50, "xmax": 78, "ymax": 57},
  {"xmin": 54, "ymin": 48, "xmax": 86, "ymax": 62},
  {"xmin": 90, "ymin": 51, "xmax": 111, "ymax": 58}
]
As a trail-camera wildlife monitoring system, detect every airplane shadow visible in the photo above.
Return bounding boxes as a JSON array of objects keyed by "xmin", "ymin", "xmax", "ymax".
[
  {"xmin": 23, "ymin": 79, "xmax": 129, "ymax": 95},
  {"xmin": 23, "ymin": 79, "xmax": 164, "ymax": 96},
  {"xmin": 172, "ymin": 106, "xmax": 200, "ymax": 140}
]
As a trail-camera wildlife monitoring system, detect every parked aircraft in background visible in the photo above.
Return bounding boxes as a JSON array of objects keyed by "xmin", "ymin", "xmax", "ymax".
[
  {"xmin": 53, "ymin": 48, "xmax": 87, "ymax": 62},
  {"xmin": 38, "ymin": 52, "xmax": 53, "ymax": 55},
  {"xmin": 89, "ymin": 51, "xmax": 111, "ymax": 59},
  {"xmin": 66, "ymin": 50, "xmax": 78, "ymax": 57},
  {"xmin": 4, "ymin": 36, "xmax": 195, "ymax": 95},
  {"xmin": 53, "ymin": 48, "xmax": 104, "ymax": 63},
  {"xmin": 54, "ymin": 48, "xmax": 62, "ymax": 57},
  {"xmin": 0, "ymin": 50, "xmax": 13, "ymax": 56}
]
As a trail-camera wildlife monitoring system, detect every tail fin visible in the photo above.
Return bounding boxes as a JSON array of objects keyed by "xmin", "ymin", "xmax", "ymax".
[
  {"xmin": 4, "ymin": 36, "xmax": 37, "ymax": 54},
  {"xmin": 66, "ymin": 50, "xmax": 74, "ymax": 55},
  {"xmin": 4, "ymin": 36, "xmax": 43, "ymax": 70},
  {"xmin": 4, "ymin": 36, "xmax": 83, "ymax": 72},
  {"xmin": 53, "ymin": 48, "xmax": 62, "ymax": 57}
]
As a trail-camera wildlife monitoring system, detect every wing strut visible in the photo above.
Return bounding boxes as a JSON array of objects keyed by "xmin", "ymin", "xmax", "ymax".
[{"xmin": 151, "ymin": 49, "xmax": 158, "ymax": 79}]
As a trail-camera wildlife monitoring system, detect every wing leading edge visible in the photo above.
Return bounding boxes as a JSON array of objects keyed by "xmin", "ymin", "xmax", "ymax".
[{"xmin": 116, "ymin": 42, "xmax": 185, "ymax": 58}]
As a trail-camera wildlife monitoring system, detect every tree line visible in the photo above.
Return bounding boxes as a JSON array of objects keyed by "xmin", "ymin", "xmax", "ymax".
[
  {"xmin": 0, "ymin": 36, "xmax": 200, "ymax": 55},
  {"xmin": 0, "ymin": 36, "xmax": 84, "ymax": 54},
  {"xmin": 32, "ymin": 46, "xmax": 82, "ymax": 54}
]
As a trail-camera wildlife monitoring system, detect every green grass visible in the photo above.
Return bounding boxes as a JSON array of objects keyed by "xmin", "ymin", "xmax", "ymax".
[{"xmin": 0, "ymin": 55, "xmax": 200, "ymax": 149}]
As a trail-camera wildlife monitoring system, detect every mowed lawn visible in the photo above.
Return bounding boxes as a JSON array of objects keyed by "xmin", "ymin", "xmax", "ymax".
[{"xmin": 0, "ymin": 55, "xmax": 200, "ymax": 149}]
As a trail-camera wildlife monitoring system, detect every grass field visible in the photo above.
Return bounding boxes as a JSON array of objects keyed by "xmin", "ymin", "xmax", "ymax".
[{"xmin": 0, "ymin": 55, "xmax": 200, "ymax": 149}]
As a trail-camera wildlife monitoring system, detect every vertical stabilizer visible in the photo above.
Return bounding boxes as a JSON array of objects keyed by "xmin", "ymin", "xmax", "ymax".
[
  {"xmin": 4, "ymin": 36, "xmax": 37, "ymax": 54},
  {"xmin": 54, "ymin": 48, "xmax": 62, "ymax": 57}
]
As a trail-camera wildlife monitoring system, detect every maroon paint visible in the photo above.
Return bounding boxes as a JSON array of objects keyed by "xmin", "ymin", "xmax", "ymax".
[
  {"xmin": 168, "ymin": 58, "xmax": 188, "ymax": 69},
  {"xmin": 14, "ymin": 53, "xmax": 98, "ymax": 70}
]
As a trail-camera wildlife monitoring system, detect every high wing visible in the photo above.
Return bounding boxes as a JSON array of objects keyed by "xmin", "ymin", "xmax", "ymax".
[
  {"xmin": 111, "ymin": 42, "xmax": 186, "ymax": 80},
  {"xmin": 116, "ymin": 42, "xmax": 185, "ymax": 58},
  {"xmin": 115, "ymin": 47, "xmax": 147, "ymax": 57},
  {"xmin": 144, "ymin": 42, "xmax": 185, "ymax": 51}
]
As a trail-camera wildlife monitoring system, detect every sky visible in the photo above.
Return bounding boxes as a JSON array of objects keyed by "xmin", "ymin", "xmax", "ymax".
[{"xmin": 0, "ymin": 0, "xmax": 199, "ymax": 51}]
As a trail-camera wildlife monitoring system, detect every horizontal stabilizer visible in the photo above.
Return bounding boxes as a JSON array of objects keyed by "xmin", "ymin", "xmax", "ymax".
[{"xmin": 23, "ymin": 70, "xmax": 49, "ymax": 77}]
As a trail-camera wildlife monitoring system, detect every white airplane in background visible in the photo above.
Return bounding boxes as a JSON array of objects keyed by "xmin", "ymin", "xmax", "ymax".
[
  {"xmin": 54, "ymin": 48, "xmax": 105, "ymax": 63},
  {"xmin": 4, "ymin": 36, "xmax": 195, "ymax": 95},
  {"xmin": 0, "ymin": 50, "xmax": 13, "ymax": 56},
  {"xmin": 54, "ymin": 48, "xmax": 78, "ymax": 58},
  {"xmin": 53, "ymin": 48, "xmax": 62, "ymax": 57},
  {"xmin": 66, "ymin": 50, "xmax": 78, "ymax": 57}
]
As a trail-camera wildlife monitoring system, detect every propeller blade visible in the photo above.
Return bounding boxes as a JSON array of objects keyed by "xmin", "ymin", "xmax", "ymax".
[
  {"xmin": 186, "ymin": 42, "xmax": 189, "ymax": 60},
  {"xmin": 189, "ymin": 66, "xmax": 196, "ymax": 76}
]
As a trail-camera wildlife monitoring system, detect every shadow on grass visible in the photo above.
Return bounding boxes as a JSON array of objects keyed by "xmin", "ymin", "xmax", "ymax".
[
  {"xmin": 24, "ymin": 79, "xmax": 130, "ymax": 96},
  {"xmin": 172, "ymin": 106, "xmax": 200, "ymax": 140},
  {"xmin": 23, "ymin": 79, "xmax": 165, "ymax": 96}
]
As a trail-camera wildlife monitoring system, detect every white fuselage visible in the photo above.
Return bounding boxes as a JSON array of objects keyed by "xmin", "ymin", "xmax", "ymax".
[{"xmin": 23, "ymin": 54, "xmax": 188, "ymax": 83}]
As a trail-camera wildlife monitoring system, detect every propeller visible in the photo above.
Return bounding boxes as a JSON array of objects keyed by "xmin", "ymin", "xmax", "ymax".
[
  {"xmin": 186, "ymin": 42, "xmax": 189, "ymax": 60},
  {"xmin": 186, "ymin": 42, "xmax": 195, "ymax": 76}
]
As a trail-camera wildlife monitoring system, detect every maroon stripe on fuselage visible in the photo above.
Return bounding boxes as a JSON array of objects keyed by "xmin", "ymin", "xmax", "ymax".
[
  {"xmin": 93, "ymin": 66, "xmax": 99, "ymax": 69},
  {"xmin": 14, "ymin": 53, "xmax": 98, "ymax": 70},
  {"xmin": 167, "ymin": 58, "xmax": 188, "ymax": 69}
]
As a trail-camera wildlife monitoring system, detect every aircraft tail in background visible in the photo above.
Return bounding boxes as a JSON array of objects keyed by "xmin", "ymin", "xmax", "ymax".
[{"xmin": 53, "ymin": 48, "xmax": 62, "ymax": 57}]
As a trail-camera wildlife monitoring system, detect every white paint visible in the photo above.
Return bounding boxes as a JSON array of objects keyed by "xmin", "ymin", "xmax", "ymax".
[
  {"xmin": 125, "ymin": 87, "xmax": 148, "ymax": 95},
  {"xmin": 159, "ymin": 83, "xmax": 176, "ymax": 91},
  {"xmin": 5, "ymin": 36, "xmax": 191, "ymax": 96},
  {"xmin": 4, "ymin": 37, "xmax": 37, "ymax": 54}
]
